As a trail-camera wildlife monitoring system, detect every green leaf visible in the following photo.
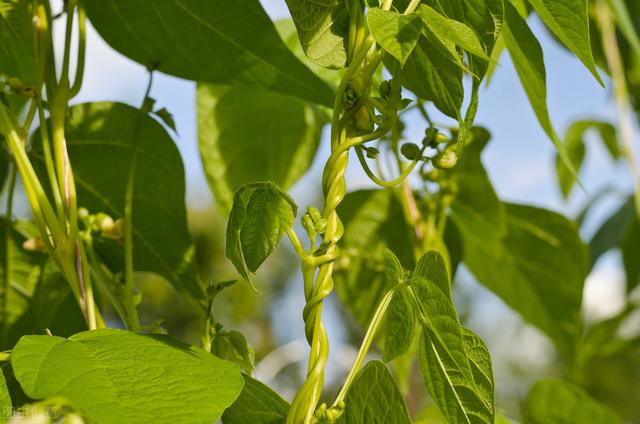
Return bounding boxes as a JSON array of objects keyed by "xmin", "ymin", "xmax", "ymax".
[
  {"xmin": 457, "ymin": 203, "xmax": 587, "ymax": 359},
  {"xmin": 367, "ymin": 9, "xmax": 423, "ymax": 65},
  {"xmin": 197, "ymin": 83, "xmax": 324, "ymax": 214},
  {"xmin": 382, "ymin": 250, "xmax": 415, "ymax": 362},
  {"xmin": 334, "ymin": 189, "xmax": 414, "ymax": 328},
  {"xmin": 0, "ymin": 370, "xmax": 10, "ymax": 424},
  {"xmin": 212, "ymin": 329, "xmax": 255, "ymax": 374},
  {"xmin": 395, "ymin": 34, "xmax": 464, "ymax": 118},
  {"xmin": 555, "ymin": 120, "xmax": 618, "ymax": 198},
  {"xmin": 589, "ymin": 196, "xmax": 635, "ymax": 268},
  {"xmin": 450, "ymin": 127, "xmax": 507, "ymax": 249},
  {"xmin": 283, "ymin": 0, "xmax": 348, "ymax": 69},
  {"xmin": 0, "ymin": 0, "xmax": 36, "ymax": 85},
  {"xmin": 528, "ymin": 0, "xmax": 602, "ymax": 84},
  {"xmin": 226, "ymin": 182, "xmax": 296, "ymax": 289},
  {"xmin": 339, "ymin": 361, "xmax": 411, "ymax": 424},
  {"xmin": 12, "ymin": 329, "xmax": 243, "ymax": 424},
  {"xmin": 0, "ymin": 220, "xmax": 85, "ymax": 349},
  {"xmin": 413, "ymin": 251, "xmax": 494, "ymax": 424},
  {"xmin": 423, "ymin": 0, "xmax": 503, "ymax": 76},
  {"xmin": 416, "ymin": 5, "xmax": 490, "ymax": 60},
  {"xmin": 589, "ymin": 196, "xmax": 639, "ymax": 292},
  {"xmin": 222, "ymin": 374, "xmax": 289, "ymax": 424},
  {"xmin": 527, "ymin": 379, "xmax": 623, "ymax": 424},
  {"xmin": 84, "ymin": 0, "xmax": 334, "ymax": 106},
  {"xmin": 32, "ymin": 102, "xmax": 205, "ymax": 309},
  {"xmin": 502, "ymin": 1, "xmax": 575, "ymax": 175}
]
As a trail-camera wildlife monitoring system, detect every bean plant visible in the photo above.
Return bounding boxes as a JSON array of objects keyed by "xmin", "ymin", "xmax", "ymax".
[{"xmin": 0, "ymin": 0, "xmax": 638, "ymax": 423}]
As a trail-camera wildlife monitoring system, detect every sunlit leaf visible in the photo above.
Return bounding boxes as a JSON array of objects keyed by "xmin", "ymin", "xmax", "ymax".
[{"xmin": 12, "ymin": 329, "xmax": 244, "ymax": 424}]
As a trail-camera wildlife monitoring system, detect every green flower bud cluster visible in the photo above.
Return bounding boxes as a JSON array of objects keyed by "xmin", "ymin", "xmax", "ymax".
[
  {"xmin": 0, "ymin": 74, "xmax": 37, "ymax": 98},
  {"xmin": 313, "ymin": 400, "xmax": 346, "ymax": 423},
  {"xmin": 78, "ymin": 207, "xmax": 124, "ymax": 241}
]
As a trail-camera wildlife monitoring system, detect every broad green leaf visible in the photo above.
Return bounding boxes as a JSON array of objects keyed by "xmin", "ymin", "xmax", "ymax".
[
  {"xmin": 84, "ymin": 0, "xmax": 334, "ymax": 106},
  {"xmin": 222, "ymin": 375, "xmax": 289, "ymax": 424},
  {"xmin": 0, "ymin": 0, "xmax": 36, "ymax": 85},
  {"xmin": 580, "ymin": 337, "xmax": 640, "ymax": 421},
  {"xmin": 212, "ymin": 329, "xmax": 255, "ymax": 374},
  {"xmin": 556, "ymin": 120, "xmax": 618, "ymax": 198},
  {"xmin": 396, "ymin": 34, "xmax": 464, "ymax": 118},
  {"xmin": 528, "ymin": 379, "xmax": 623, "ymax": 424},
  {"xmin": 528, "ymin": 0, "xmax": 602, "ymax": 84},
  {"xmin": 423, "ymin": 0, "xmax": 503, "ymax": 76},
  {"xmin": 382, "ymin": 250, "xmax": 415, "ymax": 362},
  {"xmin": 0, "ymin": 369, "xmax": 10, "ymax": 424},
  {"xmin": 0, "ymin": 220, "xmax": 84, "ymax": 349},
  {"xmin": 458, "ymin": 203, "xmax": 587, "ymax": 359},
  {"xmin": 32, "ymin": 102, "xmax": 205, "ymax": 309},
  {"xmin": 334, "ymin": 189, "xmax": 414, "ymax": 328},
  {"xmin": 502, "ymin": 1, "xmax": 574, "ymax": 173},
  {"xmin": 589, "ymin": 196, "xmax": 635, "ymax": 268},
  {"xmin": 226, "ymin": 182, "xmax": 296, "ymax": 288},
  {"xmin": 338, "ymin": 361, "xmax": 411, "ymax": 424},
  {"xmin": 367, "ymin": 9, "xmax": 423, "ymax": 65},
  {"xmin": 450, "ymin": 127, "xmax": 506, "ymax": 249},
  {"xmin": 284, "ymin": 0, "xmax": 348, "ymax": 69},
  {"xmin": 416, "ymin": 5, "xmax": 490, "ymax": 60},
  {"xmin": 413, "ymin": 251, "xmax": 494, "ymax": 424},
  {"xmin": 197, "ymin": 84, "xmax": 324, "ymax": 214},
  {"xmin": 589, "ymin": 196, "xmax": 639, "ymax": 292},
  {"xmin": 12, "ymin": 329, "xmax": 243, "ymax": 424}
]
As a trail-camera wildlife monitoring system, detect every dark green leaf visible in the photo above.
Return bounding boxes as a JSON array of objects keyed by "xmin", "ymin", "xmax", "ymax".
[
  {"xmin": 222, "ymin": 374, "xmax": 289, "ymax": 424},
  {"xmin": 84, "ymin": 0, "xmax": 334, "ymax": 106},
  {"xmin": 367, "ymin": 9, "xmax": 423, "ymax": 65},
  {"xmin": 423, "ymin": 0, "xmax": 503, "ymax": 76},
  {"xmin": 0, "ymin": 368, "xmax": 10, "ymax": 423},
  {"xmin": 334, "ymin": 189, "xmax": 414, "ymax": 328},
  {"xmin": 527, "ymin": 379, "xmax": 622, "ymax": 424},
  {"xmin": 382, "ymin": 250, "xmax": 414, "ymax": 362},
  {"xmin": 212, "ymin": 330, "xmax": 255, "ymax": 374},
  {"xmin": 339, "ymin": 361, "xmax": 411, "ymax": 424},
  {"xmin": 528, "ymin": 0, "xmax": 602, "ymax": 84},
  {"xmin": 502, "ymin": 1, "xmax": 574, "ymax": 174},
  {"xmin": 32, "ymin": 102, "xmax": 205, "ymax": 309},
  {"xmin": 416, "ymin": 5, "xmax": 490, "ymax": 60},
  {"xmin": 413, "ymin": 251, "xmax": 494, "ymax": 424},
  {"xmin": 458, "ymin": 202, "xmax": 587, "ymax": 359},
  {"xmin": 589, "ymin": 196, "xmax": 635, "ymax": 268},
  {"xmin": 0, "ymin": 0, "xmax": 36, "ymax": 85},
  {"xmin": 395, "ymin": 34, "xmax": 464, "ymax": 118},
  {"xmin": 0, "ymin": 219, "xmax": 84, "ymax": 349},
  {"xmin": 284, "ymin": 0, "xmax": 348, "ymax": 69},
  {"xmin": 197, "ymin": 84, "xmax": 324, "ymax": 214},
  {"xmin": 12, "ymin": 329, "xmax": 243, "ymax": 424},
  {"xmin": 450, "ymin": 127, "xmax": 507, "ymax": 250},
  {"xmin": 226, "ymin": 183, "xmax": 296, "ymax": 288}
]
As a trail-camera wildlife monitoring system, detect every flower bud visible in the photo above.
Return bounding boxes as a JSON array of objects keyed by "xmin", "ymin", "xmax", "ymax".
[{"xmin": 434, "ymin": 149, "xmax": 458, "ymax": 169}]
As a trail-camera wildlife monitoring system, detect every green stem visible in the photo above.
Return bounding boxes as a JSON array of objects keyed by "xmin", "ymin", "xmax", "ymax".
[
  {"xmin": 597, "ymin": 0, "xmax": 640, "ymax": 218},
  {"xmin": 120, "ymin": 74, "xmax": 155, "ymax": 333},
  {"xmin": 355, "ymin": 145, "xmax": 424, "ymax": 187},
  {"xmin": 69, "ymin": 0, "xmax": 86, "ymax": 98},
  {"xmin": 332, "ymin": 286, "xmax": 398, "ymax": 407}
]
